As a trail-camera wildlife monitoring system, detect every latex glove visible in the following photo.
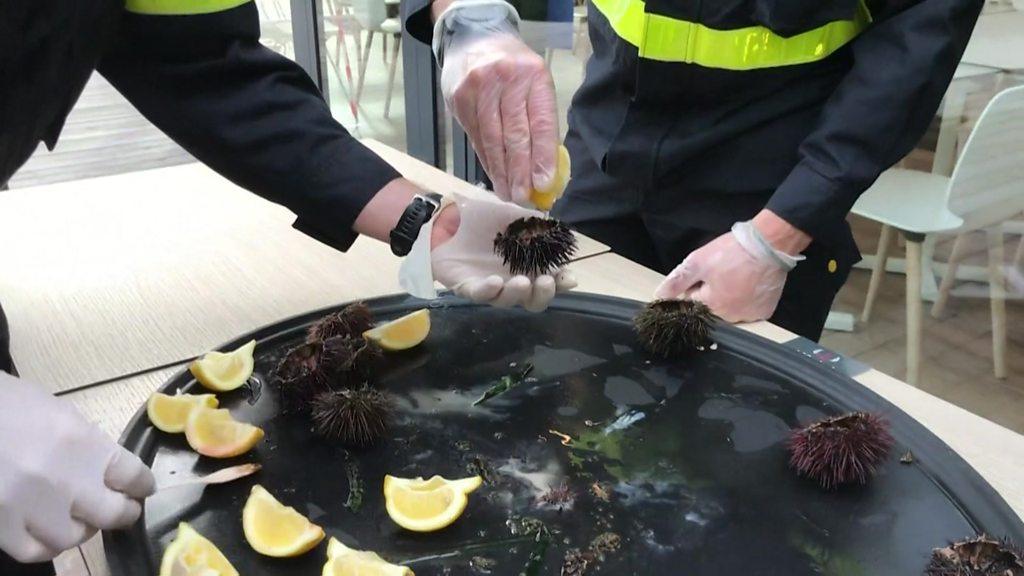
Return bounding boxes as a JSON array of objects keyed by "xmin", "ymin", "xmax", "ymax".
[
  {"xmin": 0, "ymin": 372, "xmax": 154, "ymax": 563},
  {"xmin": 436, "ymin": 0, "xmax": 558, "ymax": 206},
  {"xmin": 399, "ymin": 193, "xmax": 576, "ymax": 311},
  {"xmin": 654, "ymin": 221, "xmax": 804, "ymax": 323}
]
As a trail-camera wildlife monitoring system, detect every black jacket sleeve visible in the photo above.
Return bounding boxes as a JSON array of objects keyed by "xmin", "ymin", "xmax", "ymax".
[
  {"xmin": 765, "ymin": 0, "xmax": 982, "ymax": 243},
  {"xmin": 403, "ymin": 0, "xmax": 436, "ymax": 47},
  {"xmin": 97, "ymin": 2, "xmax": 401, "ymax": 252}
]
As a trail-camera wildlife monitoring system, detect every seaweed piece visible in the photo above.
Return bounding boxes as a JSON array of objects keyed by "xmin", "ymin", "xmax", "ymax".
[
  {"xmin": 473, "ymin": 364, "xmax": 534, "ymax": 406},
  {"xmin": 311, "ymin": 387, "xmax": 393, "ymax": 447},
  {"xmin": 925, "ymin": 536, "xmax": 1024, "ymax": 575},
  {"xmin": 494, "ymin": 217, "xmax": 578, "ymax": 277},
  {"xmin": 344, "ymin": 459, "xmax": 364, "ymax": 512},
  {"xmin": 521, "ymin": 523, "xmax": 552, "ymax": 576},
  {"xmin": 788, "ymin": 412, "xmax": 894, "ymax": 490},
  {"xmin": 634, "ymin": 299, "xmax": 714, "ymax": 358},
  {"xmin": 307, "ymin": 303, "xmax": 374, "ymax": 343}
]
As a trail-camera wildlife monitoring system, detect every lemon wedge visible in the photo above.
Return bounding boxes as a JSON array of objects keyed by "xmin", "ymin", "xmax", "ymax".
[
  {"xmin": 322, "ymin": 537, "xmax": 413, "ymax": 576},
  {"xmin": 147, "ymin": 392, "xmax": 219, "ymax": 433},
  {"xmin": 159, "ymin": 522, "xmax": 239, "ymax": 576},
  {"xmin": 383, "ymin": 475, "xmax": 482, "ymax": 532},
  {"xmin": 184, "ymin": 406, "xmax": 263, "ymax": 458},
  {"xmin": 190, "ymin": 340, "xmax": 256, "ymax": 392},
  {"xmin": 529, "ymin": 144, "xmax": 571, "ymax": 211},
  {"xmin": 363, "ymin": 310, "xmax": 430, "ymax": 352},
  {"xmin": 242, "ymin": 485, "xmax": 324, "ymax": 557}
]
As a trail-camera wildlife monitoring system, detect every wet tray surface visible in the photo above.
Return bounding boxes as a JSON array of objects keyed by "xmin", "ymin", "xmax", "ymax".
[{"xmin": 108, "ymin": 293, "xmax": 1024, "ymax": 575}]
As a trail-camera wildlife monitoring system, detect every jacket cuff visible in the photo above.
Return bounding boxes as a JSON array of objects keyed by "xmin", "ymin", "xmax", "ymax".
[
  {"xmin": 766, "ymin": 161, "xmax": 859, "ymax": 247},
  {"xmin": 291, "ymin": 142, "xmax": 402, "ymax": 252}
]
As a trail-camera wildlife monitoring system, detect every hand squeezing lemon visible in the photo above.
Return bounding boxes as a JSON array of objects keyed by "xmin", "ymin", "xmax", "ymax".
[{"xmin": 529, "ymin": 144, "xmax": 571, "ymax": 211}]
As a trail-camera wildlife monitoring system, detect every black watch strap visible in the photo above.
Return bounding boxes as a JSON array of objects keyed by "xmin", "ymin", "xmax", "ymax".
[{"xmin": 390, "ymin": 193, "xmax": 444, "ymax": 256}]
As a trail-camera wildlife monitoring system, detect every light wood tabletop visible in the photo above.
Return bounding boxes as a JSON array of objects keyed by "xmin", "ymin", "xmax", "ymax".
[
  {"xmin": 1, "ymin": 142, "xmax": 1020, "ymax": 575},
  {"xmin": 961, "ymin": 11, "xmax": 1024, "ymax": 71}
]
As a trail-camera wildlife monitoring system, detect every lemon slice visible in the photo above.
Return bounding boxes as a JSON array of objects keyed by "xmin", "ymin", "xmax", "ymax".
[
  {"xmin": 529, "ymin": 144, "xmax": 571, "ymax": 211},
  {"xmin": 190, "ymin": 340, "xmax": 256, "ymax": 392},
  {"xmin": 363, "ymin": 310, "xmax": 430, "ymax": 352},
  {"xmin": 159, "ymin": 522, "xmax": 239, "ymax": 576},
  {"xmin": 322, "ymin": 537, "xmax": 413, "ymax": 576},
  {"xmin": 242, "ymin": 485, "xmax": 324, "ymax": 557},
  {"xmin": 147, "ymin": 392, "xmax": 219, "ymax": 433},
  {"xmin": 383, "ymin": 475, "xmax": 482, "ymax": 532},
  {"xmin": 184, "ymin": 406, "xmax": 264, "ymax": 458}
]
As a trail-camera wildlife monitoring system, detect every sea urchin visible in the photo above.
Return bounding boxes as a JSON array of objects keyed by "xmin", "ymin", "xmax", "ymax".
[
  {"xmin": 310, "ymin": 387, "xmax": 393, "ymax": 447},
  {"xmin": 925, "ymin": 535, "xmax": 1024, "ymax": 575},
  {"xmin": 788, "ymin": 411, "xmax": 894, "ymax": 490},
  {"xmin": 307, "ymin": 303, "xmax": 374, "ymax": 343},
  {"xmin": 273, "ymin": 341, "xmax": 328, "ymax": 412},
  {"xmin": 319, "ymin": 335, "xmax": 381, "ymax": 386},
  {"xmin": 493, "ymin": 217, "xmax": 578, "ymax": 277},
  {"xmin": 634, "ymin": 299, "xmax": 714, "ymax": 357}
]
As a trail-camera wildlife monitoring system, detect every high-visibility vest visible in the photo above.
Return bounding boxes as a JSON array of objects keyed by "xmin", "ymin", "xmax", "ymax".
[
  {"xmin": 125, "ymin": 0, "xmax": 251, "ymax": 15},
  {"xmin": 589, "ymin": 0, "xmax": 872, "ymax": 70}
]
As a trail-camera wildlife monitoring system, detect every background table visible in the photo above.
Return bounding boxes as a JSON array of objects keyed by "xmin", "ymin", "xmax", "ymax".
[
  {"xmin": 961, "ymin": 11, "xmax": 1024, "ymax": 72},
  {"xmin": 1, "ymin": 143, "xmax": 1020, "ymax": 576}
]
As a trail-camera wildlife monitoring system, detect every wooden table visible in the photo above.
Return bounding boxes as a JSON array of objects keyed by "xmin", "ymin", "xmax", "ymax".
[
  {"xmin": 1, "ymin": 142, "xmax": 1021, "ymax": 576},
  {"xmin": 962, "ymin": 11, "xmax": 1024, "ymax": 72}
]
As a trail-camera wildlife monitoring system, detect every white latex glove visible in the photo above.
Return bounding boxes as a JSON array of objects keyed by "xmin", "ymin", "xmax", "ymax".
[
  {"xmin": 400, "ymin": 193, "xmax": 576, "ymax": 311},
  {"xmin": 0, "ymin": 372, "xmax": 154, "ymax": 563},
  {"xmin": 654, "ymin": 221, "xmax": 804, "ymax": 323},
  {"xmin": 437, "ymin": 1, "xmax": 558, "ymax": 205}
]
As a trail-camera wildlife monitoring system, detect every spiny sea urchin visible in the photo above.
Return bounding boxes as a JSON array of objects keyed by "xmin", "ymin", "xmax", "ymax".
[
  {"xmin": 493, "ymin": 216, "xmax": 578, "ymax": 277},
  {"xmin": 273, "ymin": 341, "xmax": 329, "ymax": 412},
  {"xmin": 788, "ymin": 411, "xmax": 894, "ymax": 490},
  {"xmin": 310, "ymin": 387, "xmax": 393, "ymax": 447},
  {"xmin": 320, "ymin": 335, "xmax": 381, "ymax": 386},
  {"xmin": 307, "ymin": 303, "xmax": 373, "ymax": 343},
  {"xmin": 925, "ymin": 535, "xmax": 1024, "ymax": 575},
  {"xmin": 634, "ymin": 299, "xmax": 714, "ymax": 358}
]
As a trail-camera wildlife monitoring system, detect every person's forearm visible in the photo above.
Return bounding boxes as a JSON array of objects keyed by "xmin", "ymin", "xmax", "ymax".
[
  {"xmin": 353, "ymin": 178, "xmax": 461, "ymax": 249},
  {"xmin": 752, "ymin": 209, "xmax": 811, "ymax": 256}
]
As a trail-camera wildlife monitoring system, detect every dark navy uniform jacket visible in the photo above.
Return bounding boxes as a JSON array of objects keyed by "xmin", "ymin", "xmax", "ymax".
[{"xmin": 405, "ymin": 0, "xmax": 982, "ymax": 249}]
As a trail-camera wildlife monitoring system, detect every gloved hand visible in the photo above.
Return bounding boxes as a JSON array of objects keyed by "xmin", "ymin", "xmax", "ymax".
[
  {"xmin": 436, "ymin": 0, "xmax": 559, "ymax": 206},
  {"xmin": 654, "ymin": 221, "xmax": 805, "ymax": 323},
  {"xmin": 399, "ymin": 193, "xmax": 576, "ymax": 311},
  {"xmin": 0, "ymin": 372, "xmax": 154, "ymax": 563}
]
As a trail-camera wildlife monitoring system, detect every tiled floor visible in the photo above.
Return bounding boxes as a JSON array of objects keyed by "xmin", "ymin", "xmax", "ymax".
[{"xmin": 824, "ymin": 217, "xmax": 1024, "ymax": 434}]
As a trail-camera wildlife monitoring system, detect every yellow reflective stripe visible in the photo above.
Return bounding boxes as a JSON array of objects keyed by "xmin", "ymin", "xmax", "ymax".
[
  {"xmin": 125, "ymin": 0, "xmax": 251, "ymax": 15},
  {"xmin": 590, "ymin": 0, "xmax": 871, "ymax": 69}
]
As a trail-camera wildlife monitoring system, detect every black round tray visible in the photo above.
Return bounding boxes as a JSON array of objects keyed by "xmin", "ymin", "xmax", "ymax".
[{"xmin": 107, "ymin": 293, "xmax": 1023, "ymax": 575}]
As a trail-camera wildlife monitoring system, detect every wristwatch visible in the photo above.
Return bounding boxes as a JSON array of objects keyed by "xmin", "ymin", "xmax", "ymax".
[{"xmin": 390, "ymin": 193, "xmax": 444, "ymax": 256}]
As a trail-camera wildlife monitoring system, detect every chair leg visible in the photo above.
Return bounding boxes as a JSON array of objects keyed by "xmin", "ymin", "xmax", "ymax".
[
  {"xmin": 355, "ymin": 31, "xmax": 375, "ymax": 106},
  {"xmin": 905, "ymin": 234, "xmax": 924, "ymax": 386},
  {"xmin": 861, "ymin": 224, "xmax": 893, "ymax": 323},
  {"xmin": 1013, "ymin": 233, "xmax": 1024, "ymax": 269},
  {"xmin": 988, "ymin": 228, "xmax": 1008, "ymax": 379},
  {"xmin": 545, "ymin": 48, "xmax": 554, "ymax": 67},
  {"xmin": 931, "ymin": 232, "xmax": 968, "ymax": 318},
  {"xmin": 382, "ymin": 33, "xmax": 388, "ymax": 64},
  {"xmin": 337, "ymin": 24, "xmax": 359, "ymax": 121},
  {"xmin": 384, "ymin": 35, "xmax": 401, "ymax": 119}
]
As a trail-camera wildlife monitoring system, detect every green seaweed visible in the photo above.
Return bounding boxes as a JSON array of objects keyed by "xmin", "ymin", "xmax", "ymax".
[
  {"xmin": 474, "ymin": 364, "xmax": 535, "ymax": 406},
  {"xmin": 344, "ymin": 460, "xmax": 363, "ymax": 512},
  {"xmin": 519, "ymin": 523, "xmax": 552, "ymax": 576},
  {"xmin": 789, "ymin": 532, "xmax": 867, "ymax": 576}
]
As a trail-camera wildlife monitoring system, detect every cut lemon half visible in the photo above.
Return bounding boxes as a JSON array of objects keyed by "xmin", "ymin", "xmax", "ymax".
[
  {"xmin": 363, "ymin": 310, "xmax": 430, "ymax": 352},
  {"xmin": 242, "ymin": 485, "xmax": 324, "ymax": 557},
  {"xmin": 159, "ymin": 522, "xmax": 239, "ymax": 576},
  {"xmin": 322, "ymin": 537, "xmax": 413, "ymax": 576},
  {"xmin": 383, "ymin": 475, "xmax": 482, "ymax": 532},
  {"xmin": 184, "ymin": 406, "xmax": 263, "ymax": 458},
  {"xmin": 529, "ymin": 144, "xmax": 571, "ymax": 211},
  {"xmin": 190, "ymin": 340, "xmax": 256, "ymax": 392},
  {"xmin": 147, "ymin": 392, "xmax": 219, "ymax": 433}
]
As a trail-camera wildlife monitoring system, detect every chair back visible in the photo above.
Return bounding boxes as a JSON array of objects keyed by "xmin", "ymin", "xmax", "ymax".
[
  {"xmin": 946, "ymin": 85, "xmax": 1024, "ymax": 231},
  {"xmin": 350, "ymin": 0, "xmax": 387, "ymax": 29}
]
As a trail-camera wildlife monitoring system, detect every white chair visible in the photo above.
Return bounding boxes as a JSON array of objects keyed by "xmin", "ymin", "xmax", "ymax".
[
  {"xmin": 854, "ymin": 85, "xmax": 1024, "ymax": 385},
  {"xmin": 351, "ymin": 0, "xmax": 403, "ymax": 119}
]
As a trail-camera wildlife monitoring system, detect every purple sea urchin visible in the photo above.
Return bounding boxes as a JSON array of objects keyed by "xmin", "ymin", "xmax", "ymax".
[
  {"xmin": 307, "ymin": 303, "xmax": 374, "ymax": 343},
  {"xmin": 634, "ymin": 299, "xmax": 714, "ymax": 358},
  {"xmin": 310, "ymin": 387, "xmax": 392, "ymax": 447},
  {"xmin": 320, "ymin": 335, "xmax": 381, "ymax": 386},
  {"xmin": 925, "ymin": 536, "xmax": 1024, "ymax": 575},
  {"xmin": 272, "ymin": 341, "xmax": 328, "ymax": 412},
  {"xmin": 788, "ymin": 412, "xmax": 894, "ymax": 490},
  {"xmin": 494, "ymin": 217, "xmax": 578, "ymax": 277}
]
